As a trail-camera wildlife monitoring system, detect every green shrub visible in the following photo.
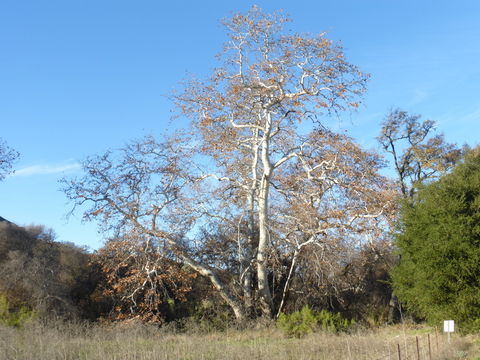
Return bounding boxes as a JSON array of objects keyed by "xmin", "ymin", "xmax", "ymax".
[
  {"xmin": 392, "ymin": 150, "xmax": 480, "ymax": 333},
  {"xmin": 277, "ymin": 305, "xmax": 318, "ymax": 338},
  {"xmin": 316, "ymin": 309, "xmax": 353, "ymax": 333},
  {"xmin": 277, "ymin": 306, "xmax": 354, "ymax": 338},
  {"xmin": 459, "ymin": 317, "xmax": 480, "ymax": 334},
  {"xmin": 0, "ymin": 295, "xmax": 36, "ymax": 327}
]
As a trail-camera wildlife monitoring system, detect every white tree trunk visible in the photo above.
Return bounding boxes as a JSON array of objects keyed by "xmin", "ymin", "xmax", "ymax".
[
  {"xmin": 243, "ymin": 191, "xmax": 254, "ymax": 314},
  {"xmin": 257, "ymin": 175, "xmax": 273, "ymax": 317},
  {"xmin": 243, "ymin": 130, "xmax": 260, "ymax": 315},
  {"xmin": 256, "ymin": 111, "xmax": 274, "ymax": 317}
]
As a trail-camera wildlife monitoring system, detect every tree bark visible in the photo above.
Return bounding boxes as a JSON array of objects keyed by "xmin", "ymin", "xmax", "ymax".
[
  {"xmin": 256, "ymin": 113, "xmax": 274, "ymax": 317},
  {"xmin": 243, "ymin": 131, "xmax": 260, "ymax": 316},
  {"xmin": 243, "ymin": 191, "xmax": 254, "ymax": 315},
  {"xmin": 257, "ymin": 175, "xmax": 273, "ymax": 317}
]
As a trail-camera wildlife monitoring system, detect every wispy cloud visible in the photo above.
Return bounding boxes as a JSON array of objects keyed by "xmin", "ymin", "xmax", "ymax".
[
  {"xmin": 458, "ymin": 107, "xmax": 480, "ymax": 124},
  {"xmin": 12, "ymin": 163, "xmax": 81, "ymax": 177},
  {"xmin": 408, "ymin": 88, "xmax": 429, "ymax": 106},
  {"xmin": 437, "ymin": 106, "xmax": 480, "ymax": 128}
]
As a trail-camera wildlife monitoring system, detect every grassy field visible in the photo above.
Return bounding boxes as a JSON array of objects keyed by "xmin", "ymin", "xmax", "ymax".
[{"xmin": 0, "ymin": 320, "xmax": 478, "ymax": 360}]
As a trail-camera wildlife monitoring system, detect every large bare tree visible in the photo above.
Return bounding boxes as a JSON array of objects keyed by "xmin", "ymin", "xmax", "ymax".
[
  {"xmin": 174, "ymin": 6, "xmax": 390, "ymax": 317},
  {"xmin": 63, "ymin": 7, "xmax": 394, "ymax": 321}
]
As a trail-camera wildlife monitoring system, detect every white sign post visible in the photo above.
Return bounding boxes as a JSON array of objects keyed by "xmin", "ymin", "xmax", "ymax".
[{"xmin": 443, "ymin": 320, "xmax": 454, "ymax": 343}]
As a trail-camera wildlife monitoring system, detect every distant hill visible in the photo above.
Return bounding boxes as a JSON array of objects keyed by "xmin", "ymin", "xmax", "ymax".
[{"xmin": 0, "ymin": 216, "xmax": 12, "ymax": 224}]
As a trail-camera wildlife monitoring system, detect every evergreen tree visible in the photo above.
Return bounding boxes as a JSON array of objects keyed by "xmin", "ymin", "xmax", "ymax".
[{"xmin": 392, "ymin": 148, "xmax": 480, "ymax": 332}]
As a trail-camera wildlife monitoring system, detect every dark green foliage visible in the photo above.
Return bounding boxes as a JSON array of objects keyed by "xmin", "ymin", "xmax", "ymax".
[
  {"xmin": 392, "ymin": 149, "xmax": 480, "ymax": 333},
  {"xmin": 277, "ymin": 306, "xmax": 354, "ymax": 338}
]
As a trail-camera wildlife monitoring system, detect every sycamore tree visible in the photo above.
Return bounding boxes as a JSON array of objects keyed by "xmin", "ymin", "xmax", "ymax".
[
  {"xmin": 63, "ymin": 7, "xmax": 394, "ymax": 321},
  {"xmin": 175, "ymin": 6, "xmax": 395, "ymax": 317},
  {"xmin": 0, "ymin": 139, "xmax": 18, "ymax": 181}
]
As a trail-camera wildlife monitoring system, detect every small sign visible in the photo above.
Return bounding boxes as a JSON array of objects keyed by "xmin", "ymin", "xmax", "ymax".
[{"xmin": 443, "ymin": 320, "xmax": 454, "ymax": 333}]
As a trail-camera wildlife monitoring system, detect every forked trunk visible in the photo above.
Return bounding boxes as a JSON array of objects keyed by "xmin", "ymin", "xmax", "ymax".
[{"xmin": 256, "ymin": 112, "xmax": 274, "ymax": 318}]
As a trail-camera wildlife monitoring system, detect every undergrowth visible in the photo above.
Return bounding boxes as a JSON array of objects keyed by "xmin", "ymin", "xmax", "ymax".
[
  {"xmin": 277, "ymin": 306, "xmax": 355, "ymax": 338},
  {"xmin": 0, "ymin": 295, "xmax": 36, "ymax": 327}
]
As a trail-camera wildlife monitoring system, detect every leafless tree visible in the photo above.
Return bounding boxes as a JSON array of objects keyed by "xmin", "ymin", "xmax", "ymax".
[
  {"xmin": 175, "ymin": 6, "xmax": 391, "ymax": 318},
  {"xmin": 377, "ymin": 108, "xmax": 463, "ymax": 200},
  {"xmin": 63, "ymin": 7, "xmax": 395, "ymax": 321}
]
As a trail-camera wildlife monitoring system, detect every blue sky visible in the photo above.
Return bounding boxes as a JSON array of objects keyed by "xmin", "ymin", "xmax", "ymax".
[{"xmin": 1, "ymin": 1, "xmax": 479, "ymax": 250}]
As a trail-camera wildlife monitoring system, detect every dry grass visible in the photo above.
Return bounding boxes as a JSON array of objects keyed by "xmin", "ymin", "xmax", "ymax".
[{"xmin": 0, "ymin": 320, "xmax": 478, "ymax": 360}]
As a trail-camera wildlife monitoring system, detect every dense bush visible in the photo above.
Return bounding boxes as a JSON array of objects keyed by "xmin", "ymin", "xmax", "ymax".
[
  {"xmin": 277, "ymin": 306, "xmax": 354, "ymax": 338},
  {"xmin": 0, "ymin": 295, "xmax": 36, "ymax": 327},
  {"xmin": 392, "ymin": 148, "xmax": 480, "ymax": 333}
]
